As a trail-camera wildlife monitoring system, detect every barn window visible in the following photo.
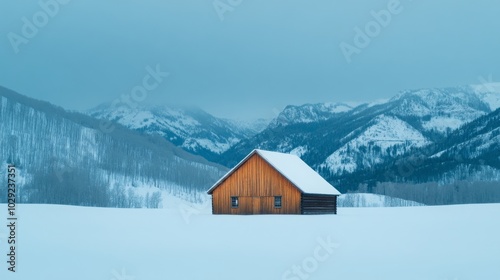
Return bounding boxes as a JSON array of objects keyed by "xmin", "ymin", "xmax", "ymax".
[
  {"xmin": 231, "ymin": 196, "xmax": 239, "ymax": 208},
  {"xmin": 274, "ymin": 196, "xmax": 282, "ymax": 208}
]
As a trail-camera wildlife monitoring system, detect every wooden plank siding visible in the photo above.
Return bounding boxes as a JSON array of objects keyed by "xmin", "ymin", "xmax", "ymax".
[
  {"xmin": 211, "ymin": 153, "xmax": 302, "ymax": 214},
  {"xmin": 301, "ymin": 194, "xmax": 337, "ymax": 214}
]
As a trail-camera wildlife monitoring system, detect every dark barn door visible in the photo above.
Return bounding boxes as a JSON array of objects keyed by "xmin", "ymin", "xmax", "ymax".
[{"xmin": 301, "ymin": 194, "xmax": 337, "ymax": 214}]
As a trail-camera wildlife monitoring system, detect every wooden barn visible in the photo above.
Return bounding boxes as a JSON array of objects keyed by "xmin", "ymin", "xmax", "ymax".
[{"xmin": 207, "ymin": 149, "xmax": 340, "ymax": 215}]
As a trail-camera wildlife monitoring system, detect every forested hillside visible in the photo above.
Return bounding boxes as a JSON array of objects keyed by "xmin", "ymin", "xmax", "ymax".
[{"xmin": 0, "ymin": 86, "xmax": 226, "ymax": 207}]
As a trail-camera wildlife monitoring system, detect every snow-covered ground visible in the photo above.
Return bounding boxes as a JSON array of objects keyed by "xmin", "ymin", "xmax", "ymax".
[{"xmin": 1, "ymin": 202, "xmax": 499, "ymax": 280}]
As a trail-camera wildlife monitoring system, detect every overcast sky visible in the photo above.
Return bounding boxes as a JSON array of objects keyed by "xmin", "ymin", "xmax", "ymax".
[{"xmin": 1, "ymin": 0, "xmax": 499, "ymax": 120}]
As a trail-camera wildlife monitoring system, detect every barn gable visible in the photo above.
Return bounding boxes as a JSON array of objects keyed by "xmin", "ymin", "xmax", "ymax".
[
  {"xmin": 210, "ymin": 153, "xmax": 302, "ymax": 214},
  {"xmin": 207, "ymin": 149, "xmax": 340, "ymax": 195},
  {"xmin": 255, "ymin": 150, "xmax": 340, "ymax": 195}
]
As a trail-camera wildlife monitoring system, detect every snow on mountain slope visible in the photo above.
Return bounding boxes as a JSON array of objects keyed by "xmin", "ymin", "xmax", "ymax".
[
  {"xmin": 429, "ymin": 107, "xmax": 500, "ymax": 159},
  {"xmin": 225, "ymin": 117, "xmax": 271, "ymax": 135},
  {"xmin": 3, "ymin": 203, "xmax": 499, "ymax": 280},
  {"xmin": 89, "ymin": 104, "xmax": 264, "ymax": 156},
  {"xmin": 421, "ymin": 116, "xmax": 465, "ymax": 133},
  {"xmin": 289, "ymin": 145, "xmax": 308, "ymax": 157},
  {"xmin": 338, "ymin": 193, "xmax": 424, "ymax": 207},
  {"xmin": 269, "ymin": 102, "xmax": 353, "ymax": 128},
  {"xmin": 390, "ymin": 85, "xmax": 500, "ymax": 133},
  {"xmin": 471, "ymin": 82, "xmax": 500, "ymax": 110},
  {"xmin": 321, "ymin": 115, "xmax": 429, "ymax": 175},
  {"xmin": 370, "ymin": 106, "xmax": 500, "ymax": 187},
  {"xmin": 473, "ymin": 128, "xmax": 500, "ymax": 155},
  {"xmin": 428, "ymin": 111, "xmax": 500, "ymax": 181},
  {"xmin": 447, "ymin": 127, "xmax": 500, "ymax": 158}
]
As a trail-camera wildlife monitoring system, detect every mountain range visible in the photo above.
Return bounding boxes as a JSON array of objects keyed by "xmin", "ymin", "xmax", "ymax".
[
  {"xmin": 88, "ymin": 103, "xmax": 268, "ymax": 162},
  {"xmin": 88, "ymin": 84, "xmax": 500, "ymax": 196},
  {"xmin": 219, "ymin": 84, "xmax": 500, "ymax": 182},
  {"xmin": 2, "ymin": 82, "xmax": 500, "ymax": 207}
]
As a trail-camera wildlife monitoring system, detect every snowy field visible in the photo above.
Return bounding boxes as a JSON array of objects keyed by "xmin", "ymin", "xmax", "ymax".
[{"xmin": 0, "ymin": 201, "xmax": 499, "ymax": 280}]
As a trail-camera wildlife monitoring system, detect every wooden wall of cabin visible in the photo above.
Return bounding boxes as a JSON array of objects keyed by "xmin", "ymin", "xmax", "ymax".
[
  {"xmin": 301, "ymin": 194, "xmax": 337, "ymax": 214},
  {"xmin": 211, "ymin": 154, "xmax": 301, "ymax": 214}
]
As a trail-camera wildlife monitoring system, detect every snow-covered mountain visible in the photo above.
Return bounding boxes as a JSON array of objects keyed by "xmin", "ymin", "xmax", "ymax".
[
  {"xmin": 321, "ymin": 115, "xmax": 429, "ymax": 175},
  {"xmin": 88, "ymin": 104, "xmax": 269, "ymax": 161},
  {"xmin": 219, "ymin": 84, "xmax": 500, "ymax": 192},
  {"xmin": 388, "ymin": 84, "xmax": 500, "ymax": 132},
  {"xmin": 269, "ymin": 102, "xmax": 353, "ymax": 128},
  {"xmin": 0, "ymin": 86, "xmax": 227, "ymax": 207},
  {"xmin": 380, "ymin": 106, "xmax": 500, "ymax": 185},
  {"xmin": 319, "ymin": 85, "xmax": 500, "ymax": 176}
]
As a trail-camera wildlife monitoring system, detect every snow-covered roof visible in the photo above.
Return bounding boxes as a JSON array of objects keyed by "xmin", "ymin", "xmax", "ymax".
[{"xmin": 207, "ymin": 149, "xmax": 340, "ymax": 195}]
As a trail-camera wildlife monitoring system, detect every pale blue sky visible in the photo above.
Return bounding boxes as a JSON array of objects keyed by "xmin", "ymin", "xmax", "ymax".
[{"xmin": 1, "ymin": 0, "xmax": 499, "ymax": 119}]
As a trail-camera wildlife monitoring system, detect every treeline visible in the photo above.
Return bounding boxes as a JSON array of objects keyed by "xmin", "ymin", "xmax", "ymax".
[
  {"xmin": 338, "ymin": 193, "xmax": 423, "ymax": 207},
  {"xmin": 371, "ymin": 181, "xmax": 500, "ymax": 205},
  {"xmin": 0, "ymin": 165, "xmax": 165, "ymax": 208}
]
